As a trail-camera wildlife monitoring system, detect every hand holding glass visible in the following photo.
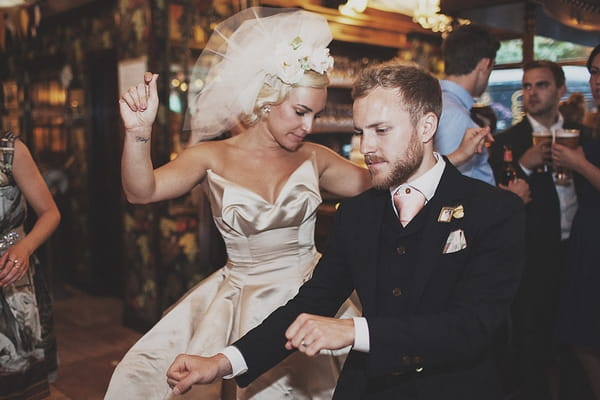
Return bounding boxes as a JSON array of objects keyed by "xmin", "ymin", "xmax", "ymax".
[
  {"xmin": 553, "ymin": 129, "xmax": 580, "ymax": 185},
  {"xmin": 531, "ymin": 131, "xmax": 553, "ymax": 172}
]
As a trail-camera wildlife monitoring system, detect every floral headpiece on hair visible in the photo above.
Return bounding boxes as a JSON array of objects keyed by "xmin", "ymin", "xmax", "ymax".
[
  {"xmin": 185, "ymin": 8, "xmax": 334, "ymax": 144},
  {"xmin": 272, "ymin": 36, "xmax": 334, "ymax": 84}
]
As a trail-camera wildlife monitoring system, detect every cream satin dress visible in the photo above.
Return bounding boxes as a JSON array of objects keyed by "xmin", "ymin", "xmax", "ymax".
[{"xmin": 105, "ymin": 155, "xmax": 358, "ymax": 400}]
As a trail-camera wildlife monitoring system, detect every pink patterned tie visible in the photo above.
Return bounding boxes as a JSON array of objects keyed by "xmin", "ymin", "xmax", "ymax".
[{"xmin": 393, "ymin": 187, "xmax": 426, "ymax": 227}]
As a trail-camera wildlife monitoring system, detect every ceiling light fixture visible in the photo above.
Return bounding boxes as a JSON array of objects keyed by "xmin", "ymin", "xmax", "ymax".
[
  {"xmin": 0, "ymin": 0, "xmax": 35, "ymax": 7},
  {"xmin": 339, "ymin": 0, "xmax": 368, "ymax": 17},
  {"xmin": 412, "ymin": 0, "xmax": 468, "ymax": 33}
]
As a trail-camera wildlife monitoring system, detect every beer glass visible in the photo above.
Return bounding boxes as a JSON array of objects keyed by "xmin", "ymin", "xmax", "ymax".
[
  {"xmin": 532, "ymin": 131, "xmax": 553, "ymax": 172},
  {"xmin": 553, "ymin": 128, "xmax": 580, "ymax": 185}
]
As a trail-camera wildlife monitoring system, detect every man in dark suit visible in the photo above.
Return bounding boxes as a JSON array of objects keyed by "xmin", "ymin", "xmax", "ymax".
[
  {"xmin": 167, "ymin": 64, "xmax": 525, "ymax": 400},
  {"xmin": 489, "ymin": 60, "xmax": 587, "ymax": 400}
]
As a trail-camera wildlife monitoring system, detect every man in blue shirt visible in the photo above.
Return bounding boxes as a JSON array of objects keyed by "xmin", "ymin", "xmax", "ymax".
[{"xmin": 436, "ymin": 25, "xmax": 499, "ymax": 186}]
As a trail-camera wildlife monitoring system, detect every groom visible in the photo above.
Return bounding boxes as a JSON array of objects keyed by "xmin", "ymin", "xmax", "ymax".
[{"xmin": 167, "ymin": 64, "xmax": 525, "ymax": 400}]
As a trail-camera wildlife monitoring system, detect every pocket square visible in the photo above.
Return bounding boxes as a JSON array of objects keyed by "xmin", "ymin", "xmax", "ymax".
[{"xmin": 443, "ymin": 229, "xmax": 467, "ymax": 254}]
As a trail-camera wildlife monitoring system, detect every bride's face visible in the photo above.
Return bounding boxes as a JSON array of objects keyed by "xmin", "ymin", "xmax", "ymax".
[{"xmin": 267, "ymin": 86, "xmax": 327, "ymax": 151}]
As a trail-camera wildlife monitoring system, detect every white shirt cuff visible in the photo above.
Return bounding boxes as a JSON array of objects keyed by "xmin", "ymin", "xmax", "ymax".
[
  {"xmin": 352, "ymin": 317, "xmax": 370, "ymax": 353},
  {"xmin": 220, "ymin": 346, "xmax": 248, "ymax": 379},
  {"xmin": 519, "ymin": 163, "xmax": 533, "ymax": 176}
]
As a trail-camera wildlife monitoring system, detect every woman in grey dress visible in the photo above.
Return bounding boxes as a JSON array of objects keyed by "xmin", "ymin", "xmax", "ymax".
[{"xmin": 0, "ymin": 131, "xmax": 61, "ymax": 400}]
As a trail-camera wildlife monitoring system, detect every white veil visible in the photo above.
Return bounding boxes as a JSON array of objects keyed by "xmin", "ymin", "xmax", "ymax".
[{"xmin": 184, "ymin": 7, "xmax": 333, "ymax": 145}]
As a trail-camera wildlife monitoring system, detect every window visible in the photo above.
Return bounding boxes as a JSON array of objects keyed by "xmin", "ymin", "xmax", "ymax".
[{"xmin": 495, "ymin": 36, "xmax": 592, "ymax": 66}]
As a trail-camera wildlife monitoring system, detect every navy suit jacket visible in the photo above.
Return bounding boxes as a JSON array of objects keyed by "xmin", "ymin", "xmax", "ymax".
[
  {"xmin": 234, "ymin": 161, "xmax": 525, "ymax": 400},
  {"xmin": 489, "ymin": 118, "xmax": 588, "ymax": 244},
  {"xmin": 489, "ymin": 118, "xmax": 588, "ymax": 301}
]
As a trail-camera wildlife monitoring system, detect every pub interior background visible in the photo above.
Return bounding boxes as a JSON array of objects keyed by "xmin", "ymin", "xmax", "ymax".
[{"xmin": 0, "ymin": 0, "xmax": 597, "ymax": 397}]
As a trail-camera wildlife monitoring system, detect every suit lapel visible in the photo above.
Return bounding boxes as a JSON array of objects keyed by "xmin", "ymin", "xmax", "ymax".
[
  {"xmin": 408, "ymin": 163, "xmax": 470, "ymax": 311},
  {"xmin": 512, "ymin": 119, "xmax": 533, "ymax": 160}
]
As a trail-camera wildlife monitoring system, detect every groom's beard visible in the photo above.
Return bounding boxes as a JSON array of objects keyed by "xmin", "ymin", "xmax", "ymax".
[{"xmin": 371, "ymin": 132, "xmax": 423, "ymax": 190}]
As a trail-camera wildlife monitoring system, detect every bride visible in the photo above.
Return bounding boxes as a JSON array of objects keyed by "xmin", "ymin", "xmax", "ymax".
[{"xmin": 105, "ymin": 8, "xmax": 370, "ymax": 400}]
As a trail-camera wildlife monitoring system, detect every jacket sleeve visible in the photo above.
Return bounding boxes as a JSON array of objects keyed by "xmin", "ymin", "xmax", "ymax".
[{"xmin": 234, "ymin": 195, "xmax": 362, "ymax": 387}]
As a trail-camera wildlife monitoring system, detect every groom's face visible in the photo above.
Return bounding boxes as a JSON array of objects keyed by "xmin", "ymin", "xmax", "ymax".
[{"xmin": 353, "ymin": 87, "xmax": 424, "ymax": 190}]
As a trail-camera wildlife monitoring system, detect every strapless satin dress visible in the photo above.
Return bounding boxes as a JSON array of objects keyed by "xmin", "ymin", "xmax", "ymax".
[{"xmin": 105, "ymin": 155, "xmax": 359, "ymax": 399}]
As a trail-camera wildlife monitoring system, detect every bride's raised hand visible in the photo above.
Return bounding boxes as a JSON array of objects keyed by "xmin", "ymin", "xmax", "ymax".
[{"xmin": 119, "ymin": 72, "xmax": 159, "ymax": 131}]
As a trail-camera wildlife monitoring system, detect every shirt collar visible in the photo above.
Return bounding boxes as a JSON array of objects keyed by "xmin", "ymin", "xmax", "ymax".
[
  {"xmin": 440, "ymin": 80, "xmax": 474, "ymax": 110},
  {"xmin": 527, "ymin": 112, "xmax": 564, "ymax": 133},
  {"xmin": 389, "ymin": 152, "xmax": 446, "ymax": 204}
]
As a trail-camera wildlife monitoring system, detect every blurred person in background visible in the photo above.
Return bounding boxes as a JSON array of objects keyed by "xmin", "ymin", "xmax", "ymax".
[
  {"xmin": 583, "ymin": 44, "xmax": 600, "ymax": 139},
  {"xmin": 555, "ymin": 44, "xmax": 600, "ymax": 400},
  {"xmin": 489, "ymin": 60, "xmax": 589, "ymax": 400},
  {"xmin": 436, "ymin": 24, "xmax": 530, "ymax": 205},
  {"xmin": 0, "ymin": 130, "xmax": 60, "ymax": 400},
  {"xmin": 436, "ymin": 24, "xmax": 498, "ymax": 185}
]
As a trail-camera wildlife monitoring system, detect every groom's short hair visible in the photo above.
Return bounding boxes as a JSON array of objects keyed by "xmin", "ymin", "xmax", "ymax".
[{"xmin": 352, "ymin": 63, "xmax": 442, "ymax": 128}]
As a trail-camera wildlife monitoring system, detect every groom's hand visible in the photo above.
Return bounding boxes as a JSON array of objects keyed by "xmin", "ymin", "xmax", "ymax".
[
  {"xmin": 285, "ymin": 314, "xmax": 355, "ymax": 356},
  {"xmin": 167, "ymin": 353, "xmax": 232, "ymax": 395}
]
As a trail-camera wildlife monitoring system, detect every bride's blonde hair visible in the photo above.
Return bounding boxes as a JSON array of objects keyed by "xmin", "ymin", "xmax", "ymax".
[{"xmin": 243, "ymin": 70, "xmax": 329, "ymax": 127}]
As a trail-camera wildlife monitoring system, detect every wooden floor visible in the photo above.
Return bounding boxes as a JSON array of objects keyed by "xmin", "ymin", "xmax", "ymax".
[{"xmin": 46, "ymin": 286, "xmax": 142, "ymax": 400}]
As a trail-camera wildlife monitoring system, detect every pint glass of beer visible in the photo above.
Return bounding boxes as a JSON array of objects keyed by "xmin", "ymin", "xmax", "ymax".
[
  {"xmin": 553, "ymin": 128, "xmax": 580, "ymax": 185},
  {"xmin": 532, "ymin": 131, "xmax": 553, "ymax": 172}
]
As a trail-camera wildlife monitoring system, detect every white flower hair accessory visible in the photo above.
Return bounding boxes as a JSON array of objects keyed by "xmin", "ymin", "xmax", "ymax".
[
  {"xmin": 185, "ymin": 7, "xmax": 334, "ymax": 144},
  {"xmin": 273, "ymin": 36, "xmax": 334, "ymax": 84}
]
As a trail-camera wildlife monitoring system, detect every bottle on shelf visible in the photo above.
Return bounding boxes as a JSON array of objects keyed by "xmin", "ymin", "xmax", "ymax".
[{"xmin": 501, "ymin": 146, "xmax": 518, "ymax": 185}]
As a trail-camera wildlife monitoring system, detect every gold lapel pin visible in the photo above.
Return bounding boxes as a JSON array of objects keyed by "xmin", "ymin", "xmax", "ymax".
[{"xmin": 452, "ymin": 204, "xmax": 464, "ymax": 219}]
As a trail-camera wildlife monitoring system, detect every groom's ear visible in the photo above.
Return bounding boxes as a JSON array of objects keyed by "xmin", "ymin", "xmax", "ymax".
[{"xmin": 418, "ymin": 112, "xmax": 437, "ymax": 144}]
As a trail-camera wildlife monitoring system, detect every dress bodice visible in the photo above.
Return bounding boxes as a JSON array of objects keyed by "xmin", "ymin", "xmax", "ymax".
[
  {"xmin": 105, "ymin": 155, "xmax": 355, "ymax": 400},
  {"xmin": 206, "ymin": 156, "xmax": 321, "ymax": 269}
]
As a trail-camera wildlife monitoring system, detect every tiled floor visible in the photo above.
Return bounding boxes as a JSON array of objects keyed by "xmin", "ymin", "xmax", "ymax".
[{"xmin": 46, "ymin": 286, "xmax": 142, "ymax": 400}]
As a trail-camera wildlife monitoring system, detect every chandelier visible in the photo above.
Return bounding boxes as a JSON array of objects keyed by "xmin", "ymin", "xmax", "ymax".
[
  {"xmin": 0, "ymin": 0, "xmax": 36, "ymax": 7},
  {"xmin": 412, "ymin": 0, "xmax": 450, "ymax": 32},
  {"xmin": 412, "ymin": 0, "xmax": 465, "ymax": 33},
  {"xmin": 339, "ymin": 0, "xmax": 368, "ymax": 17},
  {"xmin": 338, "ymin": 0, "xmax": 469, "ymax": 33}
]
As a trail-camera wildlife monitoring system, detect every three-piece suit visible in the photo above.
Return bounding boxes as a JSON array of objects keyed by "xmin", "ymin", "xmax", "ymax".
[{"xmin": 234, "ymin": 161, "xmax": 525, "ymax": 400}]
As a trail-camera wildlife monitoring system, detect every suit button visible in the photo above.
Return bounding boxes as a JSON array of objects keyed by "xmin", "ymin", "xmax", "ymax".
[
  {"xmin": 392, "ymin": 287, "xmax": 402, "ymax": 296},
  {"xmin": 415, "ymin": 367, "xmax": 424, "ymax": 373},
  {"xmin": 396, "ymin": 246, "xmax": 406, "ymax": 255},
  {"xmin": 401, "ymin": 355, "xmax": 411, "ymax": 367}
]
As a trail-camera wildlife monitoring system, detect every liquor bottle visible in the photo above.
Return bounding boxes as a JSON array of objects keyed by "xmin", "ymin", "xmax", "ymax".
[{"xmin": 501, "ymin": 146, "xmax": 518, "ymax": 185}]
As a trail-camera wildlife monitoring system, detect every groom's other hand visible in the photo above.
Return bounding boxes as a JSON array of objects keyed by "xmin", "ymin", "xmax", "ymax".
[
  {"xmin": 167, "ymin": 353, "xmax": 232, "ymax": 394},
  {"xmin": 285, "ymin": 313, "xmax": 354, "ymax": 356}
]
